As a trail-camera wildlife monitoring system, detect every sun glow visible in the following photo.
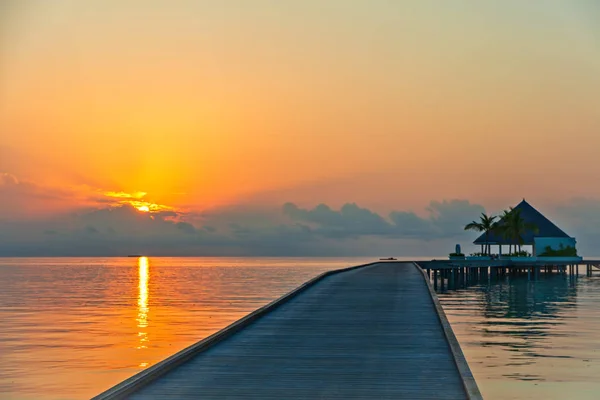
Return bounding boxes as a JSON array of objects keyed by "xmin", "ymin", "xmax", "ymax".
[
  {"xmin": 105, "ymin": 191, "xmax": 147, "ymax": 199},
  {"xmin": 103, "ymin": 190, "xmax": 173, "ymax": 213}
]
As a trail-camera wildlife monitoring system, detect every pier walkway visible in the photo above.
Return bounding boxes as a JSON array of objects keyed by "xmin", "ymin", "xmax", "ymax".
[{"xmin": 95, "ymin": 262, "xmax": 480, "ymax": 399}]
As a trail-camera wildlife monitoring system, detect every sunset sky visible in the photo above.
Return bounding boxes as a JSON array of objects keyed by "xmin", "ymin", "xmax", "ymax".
[{"xmin": 1, "ymin": 1, "xmax": 600, "ymax": 256}]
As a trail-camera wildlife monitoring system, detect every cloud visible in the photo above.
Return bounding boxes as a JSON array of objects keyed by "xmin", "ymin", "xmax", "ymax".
[
  {"xmin": 427, "ymin": 199, "xmax": 487, "ymax": 238},
  {"xmin": 104, "ymin": 191, "xmax": 147, "ymax": 199},
  {"xmin": 284, "ymin": 199, "xmax": 485, "ymax": 240},
  {"xmin": 388, "ymin": 211, "xmax": 434, "ymax": 238},
  {"xmin": 0, "ymin": 172, "xmax": 177, "ymax": 218},
  {"xmin": 0, "ymin": 199, "xmax": 486, "ymax": 256},
  {"xmin": 176, "ymin": 221, "xmax": 196, "ymax": 234},
  {"xmin": 283, "ymin": 202, "xmax": 392, "ymax": 238},
  {"xmin": 0, "ymin": 172, "xmax": 19, "ymax": 185},
  {"xmin": 3, "ymin": 185, "xmax": 599, "ymax": 257},
  {"xmin": 0, "ymin": 172, "xmax": 81, "ymax": 217},
  {"xmin": 101, "ymin": 190, "xmax": 173, "ymax": 212},
  {"xmin": 553, "ymin": 198, "xmax": 600, "ymax": 255}
]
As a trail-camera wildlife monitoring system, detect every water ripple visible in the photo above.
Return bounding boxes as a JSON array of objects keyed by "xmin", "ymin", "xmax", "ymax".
[{"xmin": 438, "ymin": 270, "xmax": 600, "ymax": 399}]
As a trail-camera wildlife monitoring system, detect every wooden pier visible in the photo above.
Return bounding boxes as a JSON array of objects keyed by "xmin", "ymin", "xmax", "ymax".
[
  {"xmin": 418, "ymin": 259, "xmax": 600, "ymax": 291},
  {"xmin": 94, "ymin": 262, "xmax": 481, "ymax": 400}
]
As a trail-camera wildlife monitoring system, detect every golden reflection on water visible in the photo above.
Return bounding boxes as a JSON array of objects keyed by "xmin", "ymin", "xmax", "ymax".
[{"xmin": 136, "ymin": 257, "xmax": 149, "ymax": 353}]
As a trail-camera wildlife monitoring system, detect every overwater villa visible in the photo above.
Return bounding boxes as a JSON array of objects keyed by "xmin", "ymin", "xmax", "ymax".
[{"xmin": 465, "ymin": 199, "xmax": 581, "ymax": 262}]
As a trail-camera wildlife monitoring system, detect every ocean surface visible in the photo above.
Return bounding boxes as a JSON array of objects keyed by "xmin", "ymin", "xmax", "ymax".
[
  {"xmin": 437, "ymin": 265, "xmax": 600, "ymax": 400},
  {"xmin": 1, "ymin": 257, "xmax": 600, "ymax": 400}
]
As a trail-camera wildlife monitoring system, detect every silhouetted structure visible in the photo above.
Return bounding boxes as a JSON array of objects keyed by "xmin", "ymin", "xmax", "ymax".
[{"xmin": 473, "ymin": 200, "xmax": 576, "ymax": 256}]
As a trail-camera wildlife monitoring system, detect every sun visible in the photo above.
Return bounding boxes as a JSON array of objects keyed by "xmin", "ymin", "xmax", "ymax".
[{"xmin": 137, "ymin": 205, "xmax": 150, "ymax": 212}]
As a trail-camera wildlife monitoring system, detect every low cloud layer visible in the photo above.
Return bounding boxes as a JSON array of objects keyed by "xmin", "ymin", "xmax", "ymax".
[
  {"xmin": 2, "ymin": 171, "xmax": 600, "ymax": 256},
  {"xmin": 0, "ymin": 198, "xmax": 501, "ymax": 256},
  {"xmin": 554, "ymin": 198, "xmax": 600, "ymax": 256},
  {"xmin": 283, "ymin": 200, "xmax": 485, "ymax": 240}
]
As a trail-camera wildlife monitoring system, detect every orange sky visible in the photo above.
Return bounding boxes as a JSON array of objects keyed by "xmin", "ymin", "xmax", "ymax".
[{"xmin": 1, "ymin": 1, "xmax": 600, "ymax": 217}]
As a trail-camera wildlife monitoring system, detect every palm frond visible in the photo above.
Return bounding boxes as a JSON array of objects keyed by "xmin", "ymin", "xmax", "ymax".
[{"xmin": 464, "ymin": 221, "xmax": 483, "ymax": 231}]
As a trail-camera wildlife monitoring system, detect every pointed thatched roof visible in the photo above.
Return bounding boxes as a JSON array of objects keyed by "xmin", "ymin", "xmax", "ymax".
[{"xmin": 473, "ymin": 200, "xmax": 571, "ymax": 245}]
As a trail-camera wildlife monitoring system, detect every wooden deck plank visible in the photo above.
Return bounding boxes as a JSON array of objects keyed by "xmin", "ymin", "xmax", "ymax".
[{"xmin": 114, "ymin": 262, "xmax": 474, "ymax": 399}]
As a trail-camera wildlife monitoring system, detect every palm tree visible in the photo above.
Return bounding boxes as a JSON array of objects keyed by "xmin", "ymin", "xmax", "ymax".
[
  {"xmin": 496, "ymin": 208, "xmax": 515, "ymax": 254},
  {"xmin": 512, "ymin": 211, "xmax": 539, "ymax": 253},
  {"xmin": 496, "ymin": 208, "xmax": 539, "ymax": 255},
  {"xmin": 464, "ymin": 213, "xmax": 497, "ymax": 255}
]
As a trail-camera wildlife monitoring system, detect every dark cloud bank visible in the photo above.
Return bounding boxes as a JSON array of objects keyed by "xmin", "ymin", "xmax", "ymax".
[{"xmin": 0, "ymin": 197, "xmax": 598, "ymax": 257}]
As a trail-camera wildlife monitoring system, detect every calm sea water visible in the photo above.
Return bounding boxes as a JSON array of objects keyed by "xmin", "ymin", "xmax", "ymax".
[
  {"xmin": 437, "ymin": 265, "xmax": 600, "ymax": 400},
  {"xmin": 2, "ymin": 257, "xmax": 600, "ymax": 400}
]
